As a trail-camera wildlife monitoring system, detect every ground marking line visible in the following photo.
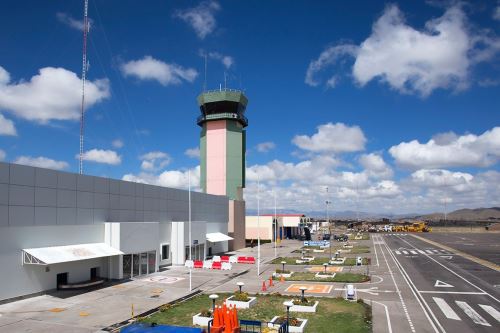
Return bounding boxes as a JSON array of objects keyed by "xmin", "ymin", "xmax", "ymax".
[
  {"xmin": 456, "ymin": 301, "xmax": 491, "ymax": 326},
  {"xmin": 402, "ymin": 250, "xmax": 409, "ymax": 255},
  {"xmin": 383, "ymin": 238, "xmax": 443, "ymax": 333},
  {"xmin": 371, "ymin": 300, "xmax": 393, "ymax": 333},
  {"xmin": 419, "ymin": 291, "xmax": 487, "ymax": 295},
  {"xmin": 411, "ymin": 234, "xmax": 500, "ymax": 272},
  {"xmin": 379, "ymin": 240, "xmax": 418, "ymax": 333},
  {"xmin": 418, "ymin": 250, "xmax": 426, "ymax": 254},
  {"xmin": 435, "ymin": 280, "xmax": 454, "ymax": 288},
  {"xmin": 400, "ymin": 236, "xmax": 500, "ymax": 304},
  {"xmin": 373, "ymin": 235, "xmax": 380, "ymax": 266},
  {"xmin": 426, "ymin": 250, "xmax": 434, "ymax": 254},
  {"xmin": 433, "ymin": 297, "xmax": 461, "ymax": 321},
  {"xmin": 395, "ymin": 251, "xmax": 401, "ymax": 255},
  {"xmin": 478, "ymin": 304, "xmax": 500, "ymax": 323}
]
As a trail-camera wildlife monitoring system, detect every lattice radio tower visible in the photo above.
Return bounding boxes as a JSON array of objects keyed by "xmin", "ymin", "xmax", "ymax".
[{"xmin": 79, "ymin": 0, "xmax": 90, "ymax": 174}]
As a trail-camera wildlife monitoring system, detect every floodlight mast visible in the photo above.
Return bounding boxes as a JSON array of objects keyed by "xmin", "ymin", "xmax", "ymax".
[{"xmin": 79, "ymin": 0, "xmax": 90, "ymax": 175}]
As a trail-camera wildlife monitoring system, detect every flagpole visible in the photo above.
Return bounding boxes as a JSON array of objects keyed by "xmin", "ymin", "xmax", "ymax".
[
  {"xmin": 188, "ymin": 170, "xmax": 192, "ymax": 292},
  {"xmin": 274, "ymin": 189, "xmax": 277, "ymax": 259},
  {"xmin": 257, "ymin": 177, "xmax": 261, "ymax": 276}
]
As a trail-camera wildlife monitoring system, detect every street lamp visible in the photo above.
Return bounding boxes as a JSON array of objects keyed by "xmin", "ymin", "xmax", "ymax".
[
  {"xmin": 237, "ymin": 281, "xmax": 245, "ymax": 294},
  {"xmin": 283, "ymin": 301, "xmax": 293, "ymax": 333},
  {"xmin": 209, "ymin": 294, "xmax": 218, "ymax": 314},
  {"xmin": 299, "ymin": 286, "xmax": 307, "ymax": 303},
  {"xmin": 281, "ymin": 260, "xmax": 286, "ymax": 273},
  {"xmin": 323, "ymin": 263, "xmax": 328, "ymax": 274}
]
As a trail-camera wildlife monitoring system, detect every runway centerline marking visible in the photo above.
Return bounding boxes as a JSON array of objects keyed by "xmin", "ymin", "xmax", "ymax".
[{"xmin": 419, "ymin": 291, "xmax": 487, "ymax": 295}]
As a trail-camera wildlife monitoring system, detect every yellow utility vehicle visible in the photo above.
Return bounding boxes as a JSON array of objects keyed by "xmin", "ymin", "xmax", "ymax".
[{"xmin": 406, "ymin": 221, "xmax": 432, "ymax": 232}]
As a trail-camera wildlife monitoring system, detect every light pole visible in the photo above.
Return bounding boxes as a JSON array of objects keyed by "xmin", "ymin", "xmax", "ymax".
[
  {"xmin": 209, "ymin": 294, "xmax": 218, "ymax": 314},
  {"xmin": 326, "ymin": 186, "xmax": 332, "ymax": 261},
  {"xmin": 283, "ymin": 301, "xmax": 293, "ymax": 333},
  {"xmin": 188, "ymin": 170, "xmax": 192, "ymax": 292},
  {"xmin": 237, "ymin": 281, "xmax": 245, "ymax": 294},
  {"xmin": 274, "ymin": 189, "xmax": 277, "ymax": 259},
  {"xmin": 257, "ymin": 177, "xmax": 261, "ymax": 276},
  {"xmin": 299, "ymin": 286, "xmax": 307, "ymax": 303},
  {"xmin": 281, "ymin": 260, "xmax": 286, "ymax": 273}
]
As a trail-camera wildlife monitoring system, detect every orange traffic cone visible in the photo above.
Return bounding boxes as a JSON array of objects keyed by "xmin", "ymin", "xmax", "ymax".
[
  {"xmin": 224, "ymin": 311, "xmax": 232, "ymax": 333},
  {"xmin": 269, "ymin": 276, "xmax": 274, "ymax": 287},
  {"xmin": 261, "ymin": 281, "xmax": 267, "ymax": 292},
  {"xmin": 280, "ymin": 275, "xmax": 285, "ymax": 283}
]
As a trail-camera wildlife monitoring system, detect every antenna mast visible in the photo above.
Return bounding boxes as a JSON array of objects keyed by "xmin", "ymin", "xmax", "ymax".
[{"xmin": 79, "ymin": 0, "xmax": 90, "ymax": 175}]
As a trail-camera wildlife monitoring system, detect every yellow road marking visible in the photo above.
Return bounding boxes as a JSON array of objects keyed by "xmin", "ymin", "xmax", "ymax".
[
  {"xmin": 411, "ymin": 234, "xmax": 500, "ymax": 272},
  {"xmin": 49, "ymin": 308, "xmax": 66, "ymax": 313}
]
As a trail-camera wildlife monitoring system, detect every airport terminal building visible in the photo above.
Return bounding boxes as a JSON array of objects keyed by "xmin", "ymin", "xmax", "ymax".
[{"xmin": 0, "ymin": 162, "xmax": 231, "ymax": 302}]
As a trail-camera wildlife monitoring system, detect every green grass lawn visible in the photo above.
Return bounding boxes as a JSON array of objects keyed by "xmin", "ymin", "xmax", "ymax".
[
  {"xmin": 294, "ymin": 246, "xmax": 370, "ymax": 254},
  {"xmin": 273, "ymin": 272, "xmax": 370, "ymax": 283},
  {"xmin": 271, "ymin": 257, "xmax": 369, "ymax": 266},
  {"xmin": 141, "ymin": 293, "xmax": 371, "ymax": 333}
]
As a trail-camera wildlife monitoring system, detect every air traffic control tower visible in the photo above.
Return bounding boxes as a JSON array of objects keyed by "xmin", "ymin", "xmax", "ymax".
[{"xmin": 197, "ymin": 89, "xmax": 247, "ymax": 250}]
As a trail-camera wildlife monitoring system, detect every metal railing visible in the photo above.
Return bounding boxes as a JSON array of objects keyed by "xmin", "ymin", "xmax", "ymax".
[{"xmin": 197, "ymin": 112, "xmax": 248, "ymax": 126}]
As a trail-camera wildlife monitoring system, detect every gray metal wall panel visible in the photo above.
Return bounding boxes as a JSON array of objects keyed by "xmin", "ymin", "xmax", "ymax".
[
  {"xmin": 0, "ymin": 163, "xmax": 9, "ymax": 184},
  {"xmin": 9, "ymin": 185, "xmax": 34, "ymax": 206},
  {"xmin": 34, "ymin": 206, "xmax": 57, "ymax": 225},
  {"xmin": 57, "ymin": 189, "xmax": 76, "ymax": 207},
  {"xmin": 94, "ymin": 177, "xmax": 109, "ymax": 193},
  {"xmin": 9, "ymin": 206, "xmax": 34, "ymax": 226},
  {"xmin": 35, "ymin": 187, "xmax": 57, "ymax": 207},
  {"xmin": 58, "ymin": 172, "xmax": 77, "ymax": 190},
  {"xmin": 35, "ymin": 168, "xmax": 57, "ymax": 188},
  {"xmin": 10, "ymin": 164, "xmax": 35, "ymax": 186},
  {"xmin": 0, "ymin": 183, "xmax": 8, "ymax": 205},
  {"xmin": 77, "ymin": 175, "xmax": 94, "ymax": 192},
  {"xmin": 77, "ymin": 191, "xmax": 93, "ymax": 209},
  {"xmin": 57, "ymin": 208, "xmax": 76, "ymax": 225},
  {"xmin": 0, "ymin": 205, "xmax": 7, "ymax": 226}
]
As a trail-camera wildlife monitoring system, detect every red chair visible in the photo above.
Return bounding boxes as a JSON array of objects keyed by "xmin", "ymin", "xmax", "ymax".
[
  {"xmin": 221, "ymin": 256, "xmax": 230, "ymax": 263},
  {"xmin": 212, "ymin": 261, "xmax": 222, "ymax": 270},
  {"xmin": 193, "ymin": 260, "xmax": 203, "ymax": 268}
]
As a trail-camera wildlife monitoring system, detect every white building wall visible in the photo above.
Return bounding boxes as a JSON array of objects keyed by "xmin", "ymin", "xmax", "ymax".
[
  {"xmin": 0, "ymin": 224, "xmax": 107, "ymax": 301},
  {"xmin": 0, "ymin": 162, "xmax": 230, "ymax": 302}
]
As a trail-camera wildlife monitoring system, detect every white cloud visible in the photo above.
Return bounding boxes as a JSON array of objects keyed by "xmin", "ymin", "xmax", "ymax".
[
  {"xmin": 292, "ymin": 122, "xmax": 366, "ymax": 153},
  {"xmin": 140, "ymin": 151, "xmax": 171, "ymax": 171},
  {"xmin": 121, "ymin": 56, "xmax": 198, "ymax": 86},
  {"xmin": 0, "ymin": 114, "xmax": 16, "ymax": 136},
  {"xmin": 56, "ymin": 12, "xmax": 92, "ymax": 31},
  {"xmin": 112, "ymin": 139, "xmax": 124, "ymax": 149},
  {"xmin": 0, "ymin": 66, "xmax": 109, "ymax": 124},
  {"xmin": 14, "ymin": 156, "xmax": 68, "ymax": 170},
  {"xmin": 494, "ymin": 4, "xmax": 500, "ymax": 21},
  {"xmin": 359, "ymin": 153, "xmax": 393, "ymax": 179},
  {"xmin": 0, "ymin": 149, "xmax": 5, "ymax": 161},
  {"xmin": 208, "ymin": 52, "xmax": 234, "ymax": 69},
  {"xmin": 306, "ymin": 4, "xmax": 500, "ymax": 96},
  {"xmin": 185, "ymin": 147, "xmax": 200, "ymax": 158},
  {"xmin": 79, "ymin": 149, "xmax": 121, "ymax": 165},
  {"xmin": 389, "ymin": 127, "xmax": 500, "ymax": 169},
  {"xmin": 174, "ymin": 1, "xmax": 220, "ymax": 39},
  {"xmin": 123, "ymin": 166, "xmax": 200, "ymax": 190},
  {"xmin": 410, "ymin": 169, "xmax": 473, "ymax": 189},
  {"xmin": 256, "ymin": 142, "xmax": 276, "ymax": 153}
]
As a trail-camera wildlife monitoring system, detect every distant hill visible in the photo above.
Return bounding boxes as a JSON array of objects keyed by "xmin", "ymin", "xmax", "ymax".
[{"xmin": 419, "ymin": 207, "xmax": 500, "ymax": 221}]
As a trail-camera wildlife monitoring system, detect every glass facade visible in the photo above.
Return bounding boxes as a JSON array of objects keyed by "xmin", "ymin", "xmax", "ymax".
[{"xmin": 123, "ymin": 251, "xmax": 157, "ymax": 278}]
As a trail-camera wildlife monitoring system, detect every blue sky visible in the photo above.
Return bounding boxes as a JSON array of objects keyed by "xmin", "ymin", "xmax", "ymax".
[{"xmin": 0, "ymin": 1, "xmax": 499, "ymax": 214}]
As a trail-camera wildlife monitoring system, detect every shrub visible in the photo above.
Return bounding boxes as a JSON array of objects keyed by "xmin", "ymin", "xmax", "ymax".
[
  {"xmin": 232, "ymin": 291, "xmax": 250, "ymax": 302},
  {"xmin": 275, "ymin": 269, "xmax": 291, "ymax": 274},
  {"xmin": 292, "ymin": 297, "xmax": 310, "ymax": 305},
  {"xmin": 274, "ymin": 316, "xmax": 302, "ymax": 326},
  {"xmin": 199, "ymin": 308, "xmax": 212, "ymax": 317}
]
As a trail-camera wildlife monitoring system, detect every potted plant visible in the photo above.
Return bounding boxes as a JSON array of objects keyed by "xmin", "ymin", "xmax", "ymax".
[
  {"xmin": 289, "ymin": 297, "xmax": 319, "ymax": 313},
  {"xmin": 268, "ymin": 316, "xmax": 308, "ymax": 333},
  {"xmin": 273, "ymin": 269, "xmax": 293, "ymax": 278},
  {"xmin": 192, "ymin": 308, "xmax": 213, "ymax": 327},
  {"xmin": 226, "ymin": 291, "xmax": 257, "ymax": 309}
]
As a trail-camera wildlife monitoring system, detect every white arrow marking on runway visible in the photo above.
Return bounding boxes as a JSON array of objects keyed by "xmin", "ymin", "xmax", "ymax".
[
  {"xmin": 433, "ymin": 297, "xmax": 461, "ymax": 320},
  {"xmin": 440, "ymin": 256, "xmax": 453, "ymax": 260},
  {"xmin": 456, "ymin": 301, "xmax": 491, "ymax": 326},
  {"xmin": 479, "ymin": 304, "xmax": 500, "ymax": 323},
  {"xmin": 435, "ymin": 280, "xmax": 454, "ymax": 288}
]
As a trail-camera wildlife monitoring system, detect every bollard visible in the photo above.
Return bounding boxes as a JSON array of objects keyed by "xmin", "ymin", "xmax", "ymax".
[
  {"xmin": 261, "ymin": 281, "xmax": 267, "ymax": 292},
  {"xmin": 269, "ymin": 276, "xmax": 274, "ymax": 287}
]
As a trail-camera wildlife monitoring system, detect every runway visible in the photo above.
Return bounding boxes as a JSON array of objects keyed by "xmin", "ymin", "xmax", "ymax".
[{"xmin": 381, "ymin": 234, "xmax": 500, "ymax": 332}]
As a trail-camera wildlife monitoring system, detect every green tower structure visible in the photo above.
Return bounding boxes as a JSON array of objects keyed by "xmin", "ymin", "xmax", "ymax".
[{"xmin": 197, "ymin": 89, "xmax": 248, "ymax": 201}]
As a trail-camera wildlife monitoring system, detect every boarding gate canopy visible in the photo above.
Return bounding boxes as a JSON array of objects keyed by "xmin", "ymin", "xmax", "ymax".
[{"xmin": 22, "ymin": 243, "xmax": 124, "ymax": 265}]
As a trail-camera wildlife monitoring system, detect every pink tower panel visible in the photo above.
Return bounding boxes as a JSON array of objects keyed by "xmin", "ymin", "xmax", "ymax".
[{"xmin": 206, "ymin": 120, "xmax": 227, "ymax": 195}]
